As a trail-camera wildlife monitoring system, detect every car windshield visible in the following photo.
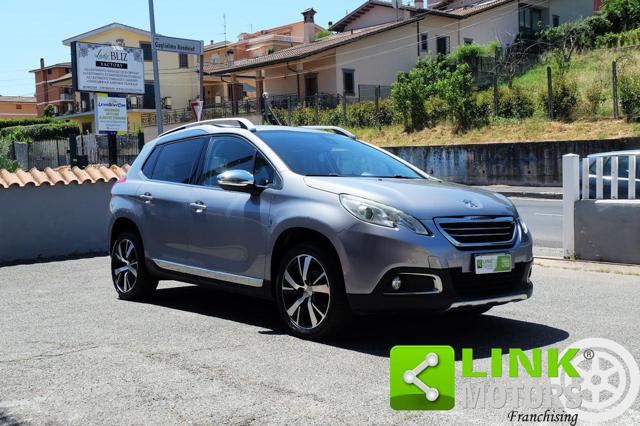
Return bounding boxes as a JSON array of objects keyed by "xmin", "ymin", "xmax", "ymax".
[{"xmin": 256, "ymin": 130, "xmax": 423, "ymax": 178}]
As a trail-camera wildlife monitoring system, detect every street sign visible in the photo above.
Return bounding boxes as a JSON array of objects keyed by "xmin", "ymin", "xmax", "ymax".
[
  {"xmin": 191, "ymin": 100, "xmax": 204, "ymax": 121},
  {"xmin": 154, "ymin": 35, "xmax": 204, "ymax": 55},
  {"xmin": 95, "ymin": 94, "xmax": 128, "ymax": 133},
  {"xmin": 72, "ymin": 42, "xmax": 145, "ymax": 94}
]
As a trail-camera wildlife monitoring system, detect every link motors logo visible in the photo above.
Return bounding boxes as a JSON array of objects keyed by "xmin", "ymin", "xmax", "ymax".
[
  {"xmin": 390, "ymin": 338, "xmax": 640, "ymax": 423},
  {"xmin": 550, "ymin": 337, "xmax": 640, "ymax": 423}
]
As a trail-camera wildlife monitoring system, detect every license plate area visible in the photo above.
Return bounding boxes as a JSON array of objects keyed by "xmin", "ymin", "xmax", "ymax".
[{"xmin": 474, "ymin": 253, "xmax": 512, "ymax": 274}]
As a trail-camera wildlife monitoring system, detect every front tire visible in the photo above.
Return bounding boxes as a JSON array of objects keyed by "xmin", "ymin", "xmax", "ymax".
[
  {"xmin": 111, "ymin": 231, "xmax": 158, "ymax": 300},
  {"xmin": 275, "ymin": 243, "xmax": 349, "ymax": 339}
]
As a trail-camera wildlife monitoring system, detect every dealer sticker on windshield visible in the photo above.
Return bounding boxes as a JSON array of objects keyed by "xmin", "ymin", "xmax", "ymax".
[{"xmin": 475, "ymin": 254, "xmax": 512, "ymax": 274}]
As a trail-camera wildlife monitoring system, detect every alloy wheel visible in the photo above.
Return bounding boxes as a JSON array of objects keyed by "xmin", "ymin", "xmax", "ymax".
[
  {"xmin": 112, "ymin": 239, "xmax": 139, "ymax": 293},
  {"xmin": 281, "ymin": 254, "xmax": 331, "ymax": 330}
]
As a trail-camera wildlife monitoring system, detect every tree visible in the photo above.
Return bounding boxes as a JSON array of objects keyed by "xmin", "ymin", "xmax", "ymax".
[
  {"xmin": 602, "ymin": 0, "xmax": 640, "ymax": 32},
  {"xmin": 43, "ymin": 104, "xmax": 55, "ymax": 117},
  {"xmin": 541, "ymin": 20, "xmax": 593, "ymax": 76}
]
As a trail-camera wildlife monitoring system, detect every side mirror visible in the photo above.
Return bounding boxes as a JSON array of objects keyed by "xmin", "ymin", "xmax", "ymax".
[{"xmin": 217, "ymin": 170, "xmax": 255, "ymax": 193}]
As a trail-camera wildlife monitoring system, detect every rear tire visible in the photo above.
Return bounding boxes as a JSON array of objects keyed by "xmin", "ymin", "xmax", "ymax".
[
  {"xmin": 111, "ymin": 231, "xmax": 158, "ymax": 300},
  {"xmin": 275, "ymin": 243, "xmax": 349, "ymax": 339}
]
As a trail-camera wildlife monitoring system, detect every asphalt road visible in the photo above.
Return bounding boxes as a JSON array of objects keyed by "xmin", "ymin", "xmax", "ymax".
[
  {"xmin": 511, "ymin": 198, "xmax": 563, "ymax": 256},
  {"xmin": 1, "ymin": 257, "xmax": 638, "ymax": 425}
]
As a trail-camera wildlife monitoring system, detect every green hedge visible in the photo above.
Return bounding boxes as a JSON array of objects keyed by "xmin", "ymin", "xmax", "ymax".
[
  {"xmin": 596, "ymin": 28, "xmax": 640, "ymax": 48},
  {"xmin": 0, "ymin": 117, "xmax": 59, "ymax": 130},
  {"xmin": 0, "ymin": 122, "xmax": 80, "ymax": 142}
]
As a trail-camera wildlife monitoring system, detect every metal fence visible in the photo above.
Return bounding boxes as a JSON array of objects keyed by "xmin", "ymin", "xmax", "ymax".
[{"xmin": 9, "ymin": 134, "xmax": 143, "ymax": 170}]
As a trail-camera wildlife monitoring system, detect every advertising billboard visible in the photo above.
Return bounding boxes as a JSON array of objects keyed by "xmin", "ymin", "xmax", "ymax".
[{"xmin": 72, "ymin": 42, "xmax": 145, "ymax": 95}]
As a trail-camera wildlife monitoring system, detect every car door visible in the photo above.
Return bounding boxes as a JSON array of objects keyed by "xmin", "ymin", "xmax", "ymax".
[
  {"xmin": 187, "ymin": 135, "xmax": 274, "ymax": 285},
  {"xmin": 137, "ymin": 136, "xmax": 207, "ymax": 265}
]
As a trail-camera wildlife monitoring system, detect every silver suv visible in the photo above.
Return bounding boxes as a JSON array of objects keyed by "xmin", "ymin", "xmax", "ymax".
[{"xmin": 109, "ymin": 118, "xmax": 533, "ymax": 338}]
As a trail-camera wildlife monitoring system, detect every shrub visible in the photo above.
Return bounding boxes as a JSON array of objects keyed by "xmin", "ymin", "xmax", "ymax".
[
  {"xmin": 0, "ymin": 139, "xmax": 18, "ymax": 172},
  {"xmin": 0, "ymin": 117, "xmax": 58, "ymax": 130},
  {"xmin": 319, "ymin": 107, "xmax": 343, "ymax": 126},
  {"xmin": 596, "ymin": 28, "xmax": 640, "ymax": 48},
  {"xmin": 619, "ymin": 74, "xmax": 640, "ymax": 121},
  {"xmin": 540, "ymin": 78, "xmax": 579, "ymax": 121},
  {"xmin": 584, "ymin": 80, "xmax": 606, "ymax": 117},
  {"xmin": 392, "ymin": 58, "xmax": 449, "ymax": 132},
  {"xmin": 347, "ymin": 102, "xmax": 377, "ymax": 127},
  {"xmin": 290, "ymin": 107, "xmax": 316, "ymax": 126},
  {"xmin": 602, "ymin": 0, "xmax": 640, "ymax": 33},
  {"xmin": 498, "ymin": 85, "xmax": 535, "ymax": 119},
  {"xmin": 43, "ymin": 104, "xmax": 56, "ymax": 117},
  {"xmin": 0, "ymin": 122, "xmax": 80, "ymax": 142}
]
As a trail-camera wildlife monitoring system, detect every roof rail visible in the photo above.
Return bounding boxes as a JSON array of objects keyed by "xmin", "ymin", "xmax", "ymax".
[
  {"xmin": 301, "ymin": 125, "xmax": 356, "ymax": 139},
  {"xmin": 157, "ymin": 117, "xmax": 256, "ymax": 138}
]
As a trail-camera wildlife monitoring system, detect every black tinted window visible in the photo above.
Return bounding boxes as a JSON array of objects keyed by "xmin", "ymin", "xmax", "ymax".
[
  {"xmin": 151, "ymin": 138, "xmax": 205, "ymax": 184},
  {"xmin": 198, "ymin": 136, "xmax": 256, "ymax": 187},
  {"xmin": 142, "ymin": 146, "xmax": 161, "ymax": 177},
  {"xmin": 256, "ymin": 130, "xmax": 421, "ymax": 178},
  {"xmin": 254, "ymin": 153, "xmax": 276, "ymax": 187}
]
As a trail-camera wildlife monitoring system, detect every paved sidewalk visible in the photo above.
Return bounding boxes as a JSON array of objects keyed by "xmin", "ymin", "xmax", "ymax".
[{"xmin": 476, "ymin": 185, "xmax": 562, "ymax": 199}]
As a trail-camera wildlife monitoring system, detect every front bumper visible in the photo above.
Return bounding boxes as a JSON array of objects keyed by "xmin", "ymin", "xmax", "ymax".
[{"xmin": 347, "ymin": 261, "xmax": 533, "ymax": 313}]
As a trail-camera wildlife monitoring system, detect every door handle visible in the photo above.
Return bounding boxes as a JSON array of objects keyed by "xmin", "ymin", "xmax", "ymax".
[
  {"xmin": 139, "ymin": 193, "xmax": 153, "ymax": 203},
  {"xmin": 189, "ymin": 201, "xmax": 207, "ymax": 212}
]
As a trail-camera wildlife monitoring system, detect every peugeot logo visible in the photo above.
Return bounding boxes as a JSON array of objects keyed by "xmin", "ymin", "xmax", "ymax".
[{"xmin": 463, "ymin": 199, "xmax": 481, "ymax": 209}]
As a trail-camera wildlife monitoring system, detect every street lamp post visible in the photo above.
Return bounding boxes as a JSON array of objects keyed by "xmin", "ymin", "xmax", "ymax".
[{"xmin": 148, "ymin": 0, "xmax": 163, "ymax": 134}]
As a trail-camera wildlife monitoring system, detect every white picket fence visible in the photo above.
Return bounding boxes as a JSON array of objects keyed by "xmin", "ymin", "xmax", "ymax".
[{"xmin": 562, "ymin": 152, "xmax": 640, "ymax": 259}]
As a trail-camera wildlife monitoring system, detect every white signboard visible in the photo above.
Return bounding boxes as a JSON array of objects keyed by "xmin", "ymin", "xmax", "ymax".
[
  {"xmin": 73, "ymin": 42, "xmax": 145, "ymax": 94},
  {"xmin": 154, "ymin": 35, "xmax": 203, "ymax": 55},
  {"xmin": 95, "ymin": 94, "xmax": 128, "ymax": 133}
]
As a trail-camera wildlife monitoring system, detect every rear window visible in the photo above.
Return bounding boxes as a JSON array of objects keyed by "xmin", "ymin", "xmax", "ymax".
[{"xmin": 149, "ymin": 138, "xmax": 205, "ymax": 184}]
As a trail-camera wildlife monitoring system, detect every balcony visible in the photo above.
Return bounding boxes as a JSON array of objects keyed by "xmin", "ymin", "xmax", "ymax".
[{"xmin": 60, "ymin": 93, "xmax": 73, "ymax": 101}]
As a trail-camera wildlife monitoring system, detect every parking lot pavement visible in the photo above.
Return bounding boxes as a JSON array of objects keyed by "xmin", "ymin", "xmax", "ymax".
[{"xmin": 1, "ymin": 257, "xmax": 639, "ymax": 425}]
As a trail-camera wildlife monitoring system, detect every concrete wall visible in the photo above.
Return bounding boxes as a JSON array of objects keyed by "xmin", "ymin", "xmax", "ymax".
[
  {"xmin": 0, "ymin": 182, "xmax": 113, "ymax": 264},
  {"xmin": 386, "ymin": 137, "xmax": 640, "ymax": 186},
  {"xmin": 574, "ymin": 200, "xmax": 640, "ymax": 264}
]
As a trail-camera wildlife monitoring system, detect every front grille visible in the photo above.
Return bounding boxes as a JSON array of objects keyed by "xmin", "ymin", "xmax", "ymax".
[
  {"xmin": 450, "ymin": 264, "xmax": 528, "ymax": 298},
  {"xmin": 435, "ymin": 216, "xmax": 517, "ymax": 248}
]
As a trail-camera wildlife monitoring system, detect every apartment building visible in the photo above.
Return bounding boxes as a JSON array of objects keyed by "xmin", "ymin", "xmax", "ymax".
[
  {"xmin": 29, "ymin": 60, "xmax": 74, "ymax": 116},
  {"xmin": 0, "ymin": 96, "xmax": 37, "ymax": 119}
]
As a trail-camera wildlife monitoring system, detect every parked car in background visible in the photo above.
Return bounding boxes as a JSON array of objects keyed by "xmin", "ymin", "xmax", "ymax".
[
  {"xmin": 585, "ymin": 150, "xmax": 640, "ymax": 199},
  {"xmin": 108, "ymin": 119, "xmax": 533, "ymax": 339}
]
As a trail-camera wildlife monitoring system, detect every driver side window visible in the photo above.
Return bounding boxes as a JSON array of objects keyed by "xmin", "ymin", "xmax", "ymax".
[{"xmin": 198, "ymin": 136, "xmax": 256, "ymax": 187}]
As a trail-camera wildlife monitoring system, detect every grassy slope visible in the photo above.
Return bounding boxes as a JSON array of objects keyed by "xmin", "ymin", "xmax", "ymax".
[{"xmin": 354, "ymin": 47, "xmax": 640, "ymax": 147}]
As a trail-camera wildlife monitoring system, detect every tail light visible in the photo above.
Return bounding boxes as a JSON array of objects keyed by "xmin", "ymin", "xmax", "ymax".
[{"xmin": 111, "ymin": 175, "xmax": 127, "ymax": 198}]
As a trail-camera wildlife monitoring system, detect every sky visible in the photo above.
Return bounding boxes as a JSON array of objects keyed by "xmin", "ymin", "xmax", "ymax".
[{"xmin": 0, "ymin": 0, "xmax": 368, "ymax": 97}]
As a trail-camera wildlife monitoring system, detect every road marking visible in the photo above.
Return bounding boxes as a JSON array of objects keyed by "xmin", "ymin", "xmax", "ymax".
[{"xmin": 534, "ymin": 213, "xmax": 562, "ymax": 217}]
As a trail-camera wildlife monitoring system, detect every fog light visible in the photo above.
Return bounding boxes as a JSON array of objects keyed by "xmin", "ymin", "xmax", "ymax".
[{"xmin": 391, "ymin": 276, "xmax": 402, "ymax": 291}]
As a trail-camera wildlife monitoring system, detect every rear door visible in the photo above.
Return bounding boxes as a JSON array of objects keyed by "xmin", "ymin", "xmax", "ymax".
[
  {"xmin": 187, "ymin": 135, "xmax": 275, "ymax": 285},
  {"xmin": 137, "ymin": 137, "xmax": 207, "ymax": 265}
]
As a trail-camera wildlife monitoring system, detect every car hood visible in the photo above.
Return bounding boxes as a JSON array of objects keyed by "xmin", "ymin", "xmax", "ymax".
[{"xmin": 303, "ymin": 177, "xmax": 517, "ymax": 219}]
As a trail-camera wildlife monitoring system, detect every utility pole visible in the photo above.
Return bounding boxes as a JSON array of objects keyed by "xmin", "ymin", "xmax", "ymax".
[{"xmin": 148, "ymin": 0, "xmax": 163, "ymax": 134}]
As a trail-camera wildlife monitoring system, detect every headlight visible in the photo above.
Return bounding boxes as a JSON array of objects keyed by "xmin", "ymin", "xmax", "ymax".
[
  {"xmin": 518, "ymin": 217, "xmax": 529, "ymax": 234},
  {"xmin": 339, "ymin": 194, "xmax": 431, "ymax": 235}
]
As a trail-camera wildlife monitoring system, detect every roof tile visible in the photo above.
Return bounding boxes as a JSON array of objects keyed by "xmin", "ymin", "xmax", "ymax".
[{"xmin": 0, "ymin": 165, "xmax": 130, "ymax": 189}]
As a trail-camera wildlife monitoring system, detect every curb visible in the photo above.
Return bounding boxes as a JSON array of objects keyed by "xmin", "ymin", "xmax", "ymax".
[{"xmin": 534, "ymin": 256, "xmax": 640, "ymax": 276}]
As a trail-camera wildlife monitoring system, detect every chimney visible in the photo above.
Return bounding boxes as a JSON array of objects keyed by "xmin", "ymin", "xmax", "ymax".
[
  {"xmin": 40, "ymin": 58, "xmax": 45, "ymax": 69},
  {"xmin": 302, "ymin": 8, "xmax": 317, "ymax": 44},
  {"xmin": 415, "ymin": 0, "xmax": 424, "ymax": 8},
  {"xmin": 226, "ymin": 49, "xmax": 235, "ymax": 65}
]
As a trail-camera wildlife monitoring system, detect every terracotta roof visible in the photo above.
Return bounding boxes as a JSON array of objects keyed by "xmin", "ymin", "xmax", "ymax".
[
  {"xmin": 0, "ymin": 164, "xmax": 129, "ymax": 189},
  {"xmin": 28, "ymin": 62, "xmax": 71, "ymax": 73},
  {"xmin": 208, "ymin": 17, "xmax": 423, "ymax": 75},
  {"xmin": 0, "ymin": 96, "xmax": 36, "ymax": 103},
  {"xmin": 444, "ymin": 0, "xmax": 515, "ymax": 17}
]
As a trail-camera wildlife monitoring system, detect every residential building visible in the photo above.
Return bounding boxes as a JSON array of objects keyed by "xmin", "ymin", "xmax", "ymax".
[
  {"xmin": 29, "ymin": 59, "xmax": 73, "ymax": 116},
  {"xmin": 210, "ymin": 1, "xmax": 598, "ymax": 101},
  {"xmin": 202, "ymin": 19, "xmax": 325, "ymax": 105},
  {"xmin": 46, "ymin": 22, "xmax": 200, "ymax": 134},
  {"xmin": 0, "ymin": 96, "xmax": 38, "ymax": 120}
]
